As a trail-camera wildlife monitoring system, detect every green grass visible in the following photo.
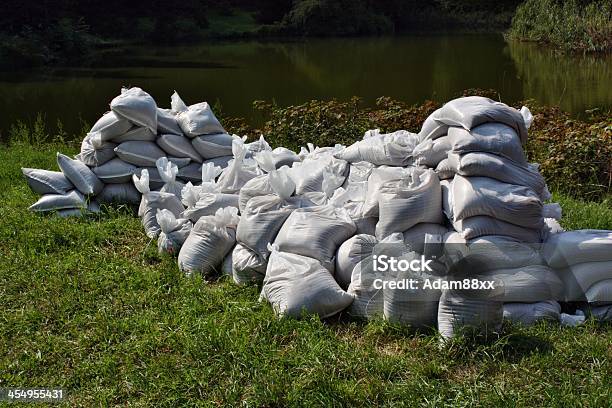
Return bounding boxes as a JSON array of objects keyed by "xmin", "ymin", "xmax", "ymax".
[{"xmin": 0, "ymin": 142, "xmax": 611, "ymax": 406}]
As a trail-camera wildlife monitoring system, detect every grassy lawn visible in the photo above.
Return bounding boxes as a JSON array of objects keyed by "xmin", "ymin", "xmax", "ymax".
[{"xmin": 1, "ymin": 142, "xmax": 611, "ymax": 406}]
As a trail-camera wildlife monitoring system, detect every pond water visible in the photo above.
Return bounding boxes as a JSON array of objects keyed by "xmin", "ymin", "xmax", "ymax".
[{"xmin": 0, "ymin": 34, "xmax": 610, "ymax": 139}]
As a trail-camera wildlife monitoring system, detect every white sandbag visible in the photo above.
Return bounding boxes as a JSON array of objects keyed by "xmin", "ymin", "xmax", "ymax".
[
  {"xmin": 487, "ymin": 265, "xmax": 564, "ymax": 302},
  {"xmin": 418, "ymin": 108, "xmax": 448, "ymax": 142},
  {"xmin": 156, "ymin": 157, "xmax": 184, "ymax": 199},
  {"xmin": 57, "ymin": 152, "xmax": 104, "ymax": 195},
  {"xmin": 92, "ymin": 158, "xmax": 136, "ymax": 184},
  {"xmin": 437, "ymin": 286, "xmax": 504, "ymax": 339},
  {"xmin": 56, "ymin": 200, "xmax": 100, "ymax": 217},
  {"xmin": 133, "ymin": 170, "xmax": 184, "ymax": 238},
  {"xmin": 217, "ymin": 139, "xmax": 263, "ymax": 194},
  {"xmin": 342, "ymin": 186, "xmax": 378, "ymax": 236},
  {"xmin": 134, "ymin": 167, "xmax": 164, "ymax": 190},
  {"xmin": 431, "ymin": 96, "xmax": 529, "ymax": 145},
  {"xmin": 542, "ymin": 230, "xmax": 612, "ymax": 268},
  {"xmin": 156, "ymin": 209, "xmax": 192, "ymax": 255},
  {"xmin": 444, "ymin": 152, "xmax": 548, "ymax": 200},
  {"xmin": 177, "ymin": 163, "xmax": 203, "ymax": 183},
  {"xmin": 238, "ymin": 174, "xmax": 274, "ymax": 212},
  {"xmin": 95, "ymin": 183, "xmax": 140, "ymax": 205},
  {"xmin": 362, "ymin": 166, "xmax": 411, "ymax": 217},
  {"xmin": 221, "ymin": 250, "xmax": 234, "ymax": 277},
  {"xmin": 346, "ymin": 233, "xmax": 404, "ymax": 319},
  {"xmin": 335, "ymin": 129, "xmax": 419, "ymax": 166},
  {"xmin": 245, "ymin": 135, "xmax": 271, "ymax": 156},
  {"xmin": 157, "ymin": 108, "xmax": 183, "ymax": 135},
  {"xmin": 114, "ymin": 141, "xmax": 166, "ymax": 167},
  {"xmin": 376, "ymin": 168, "xmax": 443, "ymax": 239},
  {"xmin": 298, "ymin": 143, "xmax": 345, "ymax": 161},
  {"xmin": 29, "ymin": 190, "xmax": 86, "ymax": 212},
  {"xmin": 181, "ymin": 192, "xmax": 239, "ymax": 222},
  {"xmin": 402, "ymin": 223, "xmax": 448, "ymax": 254},
  {"xmin": 503, "ymin": 301, "xmax": 561, "ymax": 325},
  {"xmin": 178, "ymin": 207, "xmax": 239, "ymax": 277},
  {"xmin": 446, "ymin": 175, "xmax": 543, "ymax": 229},
  {"xmin": 172, "ymin": 91, "xmax": 225, "ymax": 137},
  {"xmin": 289, "ymin": 155, "xmax": 348, "ymax": 195},
  {"xmin": 110, "ymin": 126, "xmax": 157, "ymax": 143},
  {"xmin": 192, "ymin": 133, "xmax": 235, "ymax": 159},
  {"xmin": 77, "ymin": 133, "xmax": 117, "ymax": 166},
  {"xmin": 434, "ymin": 158, "xmax": 455, "ymax": 180},
  {"xmin": 443, "ymin": 233, "xmax": 545, "ymax": 273},
  {"xmin": 22, "ymin": 168, "xmax": 73, "ymax": 195},
  {"xmin": 110, "ymin": 87, "xmax": 157, "ymax": 133},
  {"xmin": 268, "ymin": 147, "xmax": 300, "ymax": 168},
  {"xmin": 274, "ymin": 193, "xmax": 357, "ymax": 271},
  {"xmin": 168, "ymin": 157, "xmax": 191, "ymax": 168},
  {"xmin": 157, "ymin": 134, "xmax": 203, "ymax": 163},
  {"xmin": 237, "ymin": 173, "xmax": 298, "ymax": 260},
  {"xmin": 343, "ymin": 161, "xmax": 375, "ymax": 186},
  {"xmin": 261, "ymin": 247, "xmax": 354, "ymax": 319},
  {"xmin": 585, "ymin": 304, "xmax": 612, "ymax": 322},
  {"xmin": 584, "ymin": 279, "xmax": 612, "ymax": 303},
  {"xmin": 89, "ymin": 111, "xmax": 132, "ymax": 142},
  {"xmin": 451, "ymin": 216, "xmax": 543, "ymax": 242},
  {"xmin": 412, "ymin": 135, "xmax": 454, "ymax": 167},
  {"xmin": 335, "ymin": 234, "xmax": 377, "ymax": 290},
  {"xmin": 554, "ymin": 260, "xmax": 612, "ymax": 301},
  {"xmin": 383, "ymin": 267, "xmax": 441, "ymax": 329},
  {"xmin": 231, "ymin": 243, "xmax": 267, "ymax": 285},
  {"xmin": 447, "ymin": 123, "xmax": 528, "ymax": 165}
]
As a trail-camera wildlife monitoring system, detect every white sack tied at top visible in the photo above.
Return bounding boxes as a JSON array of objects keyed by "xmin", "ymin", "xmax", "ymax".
[
  {"xmin": 156, "ymin": 157, "xmax": 184, "ymax": 199},
  {"xmin": 335, "ymin": 129, "xmax": 419, "ymax": 166},
  {"xmin": 236, "ymin": 169, "xmax": 297, "ymax": 260},
  {"xmin": 133, "ymin": 169, "xmax": 185, "ymax": 238},
  {"xmin": 77, "ymin": 132, "xmax": 117, "ymax": 167},
  {"xmin": 217, "ymin": 137, "xmax": 263, "ymax": 194},
  {"xmin": 156, "ymin": 208, "xmax": 192, "ymax": 255},
  {"xmin": 171, "ymin": 91, "xmax": 225, "ymax": 137},
  {"xmin": 180, "ymin": 163, "xmax": 238, "ymax": 222},
  {"xmin": 178, "ymin": 207, "xmax": 239, "ymax": 277}
]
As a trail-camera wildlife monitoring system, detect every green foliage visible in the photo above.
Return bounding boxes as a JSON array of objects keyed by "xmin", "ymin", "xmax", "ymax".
[
  {"xmin": 508, "ymin": 0, "xmax": 612, "ymax": 52},
  {"xmin": 0, "ymin": 142, "xmax": 611, "ymax": 405}
]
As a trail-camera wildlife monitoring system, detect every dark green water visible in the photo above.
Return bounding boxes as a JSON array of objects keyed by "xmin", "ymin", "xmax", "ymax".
[{"xmin": 0, "ymin": 34, "xmax": 610, "ymax": 139}]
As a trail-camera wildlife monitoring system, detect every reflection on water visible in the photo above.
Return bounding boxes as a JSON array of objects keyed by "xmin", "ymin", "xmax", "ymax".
[
  {"xmin": 506, "ymin": 41, "xmax": 611, "ymax": 114},
  {"xmin": 0, "ymin": 35, "xmax": 609, "ymax": 138}
]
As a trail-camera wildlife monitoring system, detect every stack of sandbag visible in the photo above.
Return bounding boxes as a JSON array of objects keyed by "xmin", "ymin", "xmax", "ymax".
[
  {"xmin": 444, "ymin": 233, "xmax": 564, "ymax": 327},
  {"xmin": 415, "ymin": 96, "xmax": 556, "ymax": 242},
  {"xmin": 22, "ymin": 87, "xmax": 234, "ymax": 214},
  {"xmin": 543, "ymin": 230, "xmax": 612, "ymax": 320}
]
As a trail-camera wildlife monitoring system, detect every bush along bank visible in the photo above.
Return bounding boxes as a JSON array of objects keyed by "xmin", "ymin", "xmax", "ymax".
[
  {"xmin": 507, "ymin": 0, "xmax": 612, "ymax": 53},
  {"xmin": 19, "ymin": 87, "xmax": 612, "ymax": 339}
]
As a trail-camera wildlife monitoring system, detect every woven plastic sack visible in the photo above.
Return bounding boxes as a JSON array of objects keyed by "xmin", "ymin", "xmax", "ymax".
[
  {"xmin": 362, "ymin": 166, "xmax": 411, "ymax": 217},
  {"xmin": 553, "ymin": 261, "xmax": 612, "ymax": 301},
  {"xmin": 376, "ymin": 168, "xmax": 443, "ymax": 239},
  {"xmin": 57, "ymin": 152, "xmax": 104, "ymax": 195},
  {"xmin": 110, "ymin": 126, "xmax": 156, "ymax": 143},
  {"xmin": 156, "ymin": 107, "xmax": 183, "ymax": 135},
  {"xmin": 261, "ymin": 246, "xmax": 354, "ymax": 319},
  {"xmin": 542, "ymin": 230, "xmax": 612, "ymax": 268},
  {"xmin": 446, "ymin": 175, "xmax": 543, "ymax": 229},
  {"xmin": 487, "ymin": 265, "xmax": 563, "ymax": 302},
  {"xmin": 402, "ymin": 223, "xmax": 448, "ymax": 254},
  {"xmin": 134, "ymin": 167, "xmax": 164, "ymax": 190},
  {"xmin": 95, "ymin": 183, "xmax": 140, "ymax": 205},
  {"xmin": 156, "ymin": 209, "xmax": 192, "ymax": 255},
  {"xmin": 114, "ymin": 141, "xmax": 166, "ymax": 167},
  {"xmin": 89, "ymin": 111, "xmax": 132, "ymax": 142},
  {"xmin": 447, "ymin": 123, "xmax": 528, "ymax": 165},
  {"xmin": 231, "ymin": 243, "xmax": 267, "ymax": 285},
  {"xmin": 217, "ymin": 138, "xmax": 263, "ymax": 194},
  {"xmin": 110, "ymin": 87, "xmax": 158, "ymax": 134},
  {"xmin": 172, "ymin": 91, "xmax": 225, "ymax": 137},
  {"xmin": 92, "ymin": 158, "xmax": 136, "ymax": 184},
  {"xmin": 335, "ymin": 129, "xmax": 419, "ymax": 166},
  {"xmin": 29, "ymin": 190, "xmax": 86, "ymax": 212},
  {"xmin": 192, "ymin": 133, "xmax": 235, "ymax": 159},
  {"xmin": 178, "ymin": 207, "xmax": 239, "ymax": 277},
  {"xmin": 22, "ymin": 168, "xmax": 73, "ymax": 195},
  {"xmin": 335, "ymin": 234, "xmax": 377, "ymax": 290},
  {"xmin": 77, "ymin": 133, "xmax": 117, "ymax": 166},
  {"xmin": 157, "ymin": 134, "xmax": 203, "ymax": 163},
  {"xmin": 412, "ymin": 135, "xmax": 454, "ymax": 168},
  {"xmin": 156, "ymin": 157, "xmax": 184, "ymax": 199},
  {"xmin": 503, "ymin": 301, "xmax": 561, "ymax": 325}
]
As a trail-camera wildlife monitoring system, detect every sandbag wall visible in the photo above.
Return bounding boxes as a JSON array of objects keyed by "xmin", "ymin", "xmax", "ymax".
[{"xmin": 22, "ymin": 90, "xmax": 612, "ymax": 337}]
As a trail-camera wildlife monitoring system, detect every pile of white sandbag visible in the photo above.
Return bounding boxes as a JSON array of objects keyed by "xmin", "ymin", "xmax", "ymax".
[{"xmin": 22, "ymin": 91, "xmax": 612, "ymax": 339}]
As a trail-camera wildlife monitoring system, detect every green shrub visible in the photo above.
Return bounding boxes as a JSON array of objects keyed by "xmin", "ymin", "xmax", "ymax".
[{"xmin": 508, "ymin": 0, "xmax": 612, "ymax": 52}]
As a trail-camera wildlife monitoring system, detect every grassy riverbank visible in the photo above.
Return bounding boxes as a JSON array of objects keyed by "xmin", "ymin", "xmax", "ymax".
[
  {"xmin": 507, "ymin": 0, "xmax": 612, "ymax": 52},
  {"xmin": 0, "ymin": 141, "xmax": 611, "ymax": 406}
]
